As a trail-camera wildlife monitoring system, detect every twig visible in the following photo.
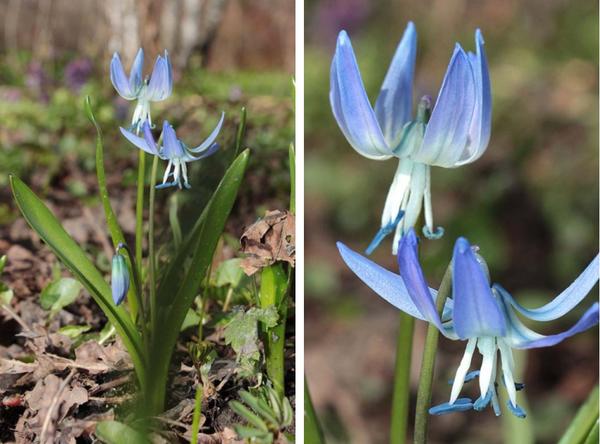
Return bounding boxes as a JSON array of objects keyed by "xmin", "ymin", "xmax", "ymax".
[
  {"xmin": 89, "ymin": 394, "xmax": 134, "ymax": 404},
  {"xmin": 1, "ymin": 304, "xmax": 32, "ymax": 332},
  {"xmin": 40, "ymin": 368, "xmax": 76, "ymax": 444},
  {"xmin": 90, "ymin": 374, "xmax": 132, "ymax": 395}
]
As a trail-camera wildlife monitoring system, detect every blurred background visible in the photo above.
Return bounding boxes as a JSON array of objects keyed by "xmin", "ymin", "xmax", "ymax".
[{"xmin": 304, "ymin": 0, "xmax": 598, "ymax": 443}]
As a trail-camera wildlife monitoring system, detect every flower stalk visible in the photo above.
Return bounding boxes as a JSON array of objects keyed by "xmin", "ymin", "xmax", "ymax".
[
  {"xmin": 413, "ymin": 263, "xmax": 452, "ymax": 444},
  {"xmin": 390, "ymin": 312, "xmax": 414, "ymax": 444}
]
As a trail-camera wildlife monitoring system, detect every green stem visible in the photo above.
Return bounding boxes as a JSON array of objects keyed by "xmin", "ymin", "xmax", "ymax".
[
  {"xmin": 390, "ymin": 312, "xmax": 414, "ymax": 444},
  {"xmin": 304, "ymin": 376, "xmax": 325, "ymax": 444},
  {"xmin": 558, "ymin": 385, "xmax": 599, "ymax": 444},
  {"xmin": 259, "ymin": 264, "xmax": 288, "ymax": 398},
  {"xmin": 413, "ymin": 264, "xmax": 452, "ymax": 444},
  {"xmin": 135, "ymin": 151, "xmax": 146, "ymax": 282},
  {"xmin": 190, "ymin": 384, "xmax": 203, "ymax": 444},
  {"xmin": 148, "ymin": 156, "xmax": 159, "ymax": 335},
  {"xmin": 117, "ymin": 243, "xmax": 148, "ymax": 350}
]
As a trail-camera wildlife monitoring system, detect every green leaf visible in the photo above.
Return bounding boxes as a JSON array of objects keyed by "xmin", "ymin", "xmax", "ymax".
[
  {"xmin": 85, "ymin": 97, "xmax": 139, "ymax": 321},
  {"xmin": 0, "ymin": 255, "xmax": 7, "ymax": 274},
  {"xmin": 0, "ymin": 288, "xmax": 13, "ymax": 306},
  {"xmin": 58, "ymin": 324, "xmax": 91, "ymax": 339},
  {"xmin": 213, "ymin": 258, "xmax": 247, "ymax": 288},
  {"xmin": 238, "ymin": 390, "xmax": 279, "ymax": 426},
  {"xmin": 147, "ymin": 149, "xmax": 250, "ymax": 414},
  {"xmin": 559, "ymin": 385, "xmax": 599, "ymax": 444},
  {"xmin": 9, "ymin": 175, "xmax": 145, "ymax": 387},
  {"xmin": 223, "ymin": 306, "xmax": 278, "ymax": 369},
  {"xmin": 229, "ymin": 400, "xmax": 269, "ymax": 432},
  {"xmin": 95, "ymin": 420, "xmax": 150, "ymax": 444},
  {"xmin": 180, "ymin": 308, "xmax": 201, "ymax": 331},
  {"xmin": 233, "ymin": 425, "xmax": 271, "ymax": 442},
  {"xmin": 40, "ymin": 277, "xmax": 82, "ymax": 314}
]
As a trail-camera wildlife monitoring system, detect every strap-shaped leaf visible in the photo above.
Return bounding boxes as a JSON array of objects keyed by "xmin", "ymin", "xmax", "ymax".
[
  {"xmin": 9, "ymin": 175, "xmax": 146, "ymax": 385},
  {"xmin": 148, "ymin": 149, "xmax": 250, "ymax": 412}
]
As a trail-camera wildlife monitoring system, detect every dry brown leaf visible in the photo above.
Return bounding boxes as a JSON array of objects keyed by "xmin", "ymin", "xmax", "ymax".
[
  {"xmin": 240, "ymin": 210, "xmax": 295, "ymax": 276},
  {"xmin": 25, "ymin": 372, "xmax": 88, "ymax": 443}
]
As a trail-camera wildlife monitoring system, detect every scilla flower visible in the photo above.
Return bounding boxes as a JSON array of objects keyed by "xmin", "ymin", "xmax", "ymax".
[
  {"xmin": 111, "ymin": 245, "xmax": 130, "ymax": 306},
  {"xmin": 110, "ymin": 48, "xmax": 173, "ymax": 133},
  {"xmin": 337, "ymin": 229, "xmax": 599, "ymax": 417},
  {"xmin": 120, "ymin": 116, "xmax": 224, "ymax": 189},
  {"xmin": 330, "ymin": 24, "xmax": 491, "ymax": 254}
]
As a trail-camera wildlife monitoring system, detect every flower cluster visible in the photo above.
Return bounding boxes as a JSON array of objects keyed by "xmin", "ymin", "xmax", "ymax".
[
  {"xmin": 111, "ymin": 48, "xmax": 223, "ymax": 189},
  {"xmin": 332, "ymin": 23, "xmax": 599, "ymax": 419}
]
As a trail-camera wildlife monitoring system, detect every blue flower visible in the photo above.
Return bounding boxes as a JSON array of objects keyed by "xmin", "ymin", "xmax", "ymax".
[
  {"xmin": 120, "ymin": 116, "xmax": 223, "ymax": 189},
  {"xmin": 110, "ymin": 48, "xmax": 173, "ymax": 133},
  {"xmin": 337, "ymin": 229, "xmax": 599, "ymax": 417},
  {"xmin": 111, "ymin": 249, "xmax": 130, "ymax": 306},
  {"xmin": 330, "ymin": 24, "xmax": 491, "ymax": 253}
]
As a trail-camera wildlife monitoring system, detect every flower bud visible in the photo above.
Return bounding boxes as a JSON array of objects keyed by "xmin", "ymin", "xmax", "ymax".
[{"xmin": 111, "ymin": 252, "xmax": 130, "ymax": 306}]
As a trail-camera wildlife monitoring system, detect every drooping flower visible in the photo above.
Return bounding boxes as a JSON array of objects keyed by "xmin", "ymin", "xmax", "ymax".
[
  {"xmin": 330, "ymin": 24, "xmax": 491, "ymax": 254},
  {"xmin": 120, "ymin": 116, "xmax": 224, "ymax": 189},
  {"xmin": 110, "ymin": 48, "xmax": 173, "ymax": 133},
  {"xmin": 337, "ymin": 229, "xmax": 599, "ymax": 417},
  {"xmin": 111, "ymin": 247, "xmax": 130, "ymax": 306}
]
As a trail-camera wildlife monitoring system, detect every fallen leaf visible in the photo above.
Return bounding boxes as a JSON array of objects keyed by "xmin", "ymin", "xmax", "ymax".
[{"xmin": 240, "ymin": 210, "xmax": 295, "ymax": 276}]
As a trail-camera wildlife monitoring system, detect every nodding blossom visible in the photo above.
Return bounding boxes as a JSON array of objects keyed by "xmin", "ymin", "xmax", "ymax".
[
  {"xmin": 111, "ymin": 246, "xmax": 130, "ymax": 306},
  {"xmin": 330, "ymin": 24, "xmax": 491, "ymax": 254},
  {"xmin": 110, "ymin": 48, "xmax": 173, "ymax": 133},
  {"xmin": 120, "ymin": 116, "xmax": 224, "ymax": 189},
  {"xmin": 337, "ymin": 229, "xmax": 599, "ymax": 417}
]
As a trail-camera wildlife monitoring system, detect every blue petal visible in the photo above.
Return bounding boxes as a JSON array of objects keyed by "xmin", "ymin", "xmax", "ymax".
[
  {"xmin": 429, "ymin": 398, "xmax": 473, "ymax": 415},
  {"xmin": 111, "ymin": 253, "xmax": 129, "ymax": 306},
  {"xmin": 336, "ymin": 242, "xmax": 425, "ymax": 320},
  {"xmin": 146, "ymin": 51, "xmax": 173, "ymax": 101},
  {"xmin": 329, "ymin": 31, "xmax": 392, "ymax": 160},
  {"xmin": 452, "ymin": 237, "xmax": 506, "ymax": 339},
  {"xmin": 374, "ymin": 22, "xmax": 417, "ymax": 147},
  {"xmin": 397, "ymin": 229, "xmax": 444, "ymax": 330},
  {"xmin": 457, "ymin": 29, "xmax": 492, "ymax": 166},
  {"xmin": 499, "ymin": 288, "xmax": 599, "ymax": 349},
  {"xmin": 120, "ymin": 126, "xmax": 159, "ymax": 156},
  {"xmin": 189, "ymin": 112, "xmax": 225, "ymax": 153},
  {"xmin": 142, "ymin": 120, "xmax": 161, "ymax": 156},
  {"xmin": 161, "ymin": 121, "xmax": 185, "ymax": 159},
  {"xmin": 502, "ymin": 255, "xmax": 599, "ymax": 321},
  {"xmin": 185, "ymin": 143, "xmax": 219, "ymax": 162},
  {"xmin": 413, "ymin": 45, "xmax": 476, "ymax": 167},
  {"xmin": 129, "ymin": 48, "xmax": 144, "ymax": 94},
  {"xmin": 110, "ymin": 53, "xmax": 136, "ymax": 100}
]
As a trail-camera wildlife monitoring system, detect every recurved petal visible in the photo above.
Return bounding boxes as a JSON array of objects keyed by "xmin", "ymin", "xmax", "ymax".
[
  {"xmin": 337, "ymin": 241, "xmax": 425, "ymax": 320},
  {"xmin": 146, "ymin": 53, "xmax": 173, "ymax": 101},
  {"xmin": 374, "ymin": 22, "xmax": 417, "ymax": 147},
  {"xmin": 397, "ymin": 229, "xmax": 445, "ymax": 330},
  {"xmin": 184, "ymin": 143, "xmax": 219, "ymax": 162},
  {"xmin": 452, "ymin": 237, "xmax": 506, "ymax": 339},
  {"xmin": 502, "ymin": 255, "xmax": 599, "ymax": 322},
  {"xmin": 189, "ymin": 112, "xmax": 225, "ymax": 153},
  {"xmin": 161, "ymin": 120, "xmax": 185, "ymax": 159},
  {"xmin": 496, "ymin": 283, "xmax": 599, "ymax": 349},
  {"xmin": 110, "ymin": 53, "xmax": 136, "ymax": 100},
  {"xmin": 129, "ymin": 48, "xmax": 144, "ymax": 94},
  {"xmin": 413, "ymin": 45, "xmax": 476, "ymax": 167},
  {"xmin": 330, "ymin": 31, "xmax": 392, "ymax": 160},
  {"xmin": 141, "ymin": 121, "xmax": 161, "ymax": 156},
  {"xmin": 456, "ymin": 29, "xmax": 492, "ymax": 166},
  {"xmin": 120, "ymin": 126, "xmax": 159, "ymax": 156}
]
